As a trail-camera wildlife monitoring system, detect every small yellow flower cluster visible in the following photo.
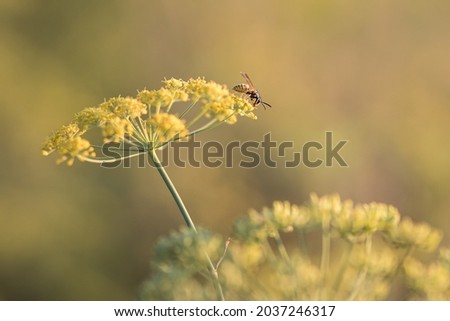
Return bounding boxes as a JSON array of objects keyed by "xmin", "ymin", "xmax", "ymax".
[
  {"xmin": 404, "ymin": 257, "xmax": 450, "ymax": 299},
  {"xmin": 350, "ymin": 247, "xmax": 397, "ymax": 277},
  {"xmin": 385, "ymin": 217, "xmax": 443, "ymax": 252},
  {"xmin": 42, "ymin": 77, "xmax": 257, "ymax": 165},
  {"xmin": 137, "ymin": 87, "xmax": 188, "ymax": 109},
  {"xmin": 332, "ymin": 202, "xmax": 400, "ymax": 242},
  {"xmin": 41, "ymin": 124, "xmax": 95, "ymax": 166},
  {"xmin": 148, "ymin": 113, "xmax": 189, "ymax": 143},
  {"xmin": 233, "ymin": 201, "xmax": 310, "ymax": 241}
]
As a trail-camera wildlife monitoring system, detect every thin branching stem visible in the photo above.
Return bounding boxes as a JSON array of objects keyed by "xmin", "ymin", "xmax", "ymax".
[
  {"xmin": 179, "ymin": 98, "xmax": 199, "ymax": 119},
  {"xmin": 78, "ymin": 151, "xmax": 145, "ymax": 164},
  {"xmin": 128, "ymin": 118, "xmax": 147, "ymax": 142},
  {"xmin": 319, "ymin": 217, "xmax": 331, "ymax": 299},
  {"xmin": 347, "ymin": 236, "xmax": 372, "ymax": 300},
  {"xmin": 186, "ymin": 110, "xmax": 207, "ymax": 128},
  {"xmin": 332, "ymin": 241, "xmax": 354, "ymax": 296},
  {"xmin": 391, "ymin": 246, "xmax": 415, "ymax": 281},
  {"xmin": 273, "ymin": 230, "xmax": 290, "ymax": 262},
  {"xmin": 215, "ymin": 237, "xmax": 231, "ymax": 270}
]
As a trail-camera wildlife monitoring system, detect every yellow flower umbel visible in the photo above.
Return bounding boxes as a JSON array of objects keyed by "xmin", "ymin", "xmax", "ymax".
[
  {"xmin": 42, "ymin": 77, "xmax": 256, "ymax": 165},
  {"xmin": 142, "ymin": 194, "xmax": 448, "ymax": 300}
]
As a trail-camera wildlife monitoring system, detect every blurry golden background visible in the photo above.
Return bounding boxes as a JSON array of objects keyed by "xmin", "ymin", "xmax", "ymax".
[{"xmin": 1, "ymin": 0, "xmax": 449, "ymax": 299}]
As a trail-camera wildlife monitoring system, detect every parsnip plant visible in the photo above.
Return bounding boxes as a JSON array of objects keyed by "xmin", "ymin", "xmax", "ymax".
[{"xmin": 42, "ymin": 77, "xmax": 449, "ymax": 300}]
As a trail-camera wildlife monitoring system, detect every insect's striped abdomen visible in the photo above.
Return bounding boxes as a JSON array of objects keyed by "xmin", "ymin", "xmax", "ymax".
[{"xmin": 232, "ymin": 83, "xmax": 251, "ymax": 93}]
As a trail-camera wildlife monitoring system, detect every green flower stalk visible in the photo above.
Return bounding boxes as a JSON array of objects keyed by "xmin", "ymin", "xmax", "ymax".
[{"xmin": 42, "ymin": 77, "xmax": 259, "ymax": 301}]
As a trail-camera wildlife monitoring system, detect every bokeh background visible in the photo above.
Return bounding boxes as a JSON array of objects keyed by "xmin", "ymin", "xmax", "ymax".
[{"xmin": 1, "ymin": 0, "xmax": 449, "ymax": 300}]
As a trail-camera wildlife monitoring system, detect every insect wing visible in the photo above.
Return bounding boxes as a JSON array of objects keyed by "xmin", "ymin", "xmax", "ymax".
[{"xmin": 240, "ymin": 72, "xmax": 256, "ymax": 90}]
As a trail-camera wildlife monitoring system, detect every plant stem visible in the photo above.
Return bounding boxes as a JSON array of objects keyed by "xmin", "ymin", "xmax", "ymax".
[
  {"xmin": 273, "ymin": 230, "xmax": 290, "ymax": 262},
  {"xmin": 391, "ymin": 246, "xmax": 415, "ymax": 281},
  {"xmin": 150, "ymin": 150, "xmax": 196, "ymax": 230},
  {"xmin": 319, "ymin": 217, "xmax": 331, "ymax": 299},
  {"xmin": 332, "ymin": 241, "xmax": 353, "ymax": 296},
  {"xmin": 149, "ymin": 150, "xmax": 225, "ymax": 300},
  {"xmin": 347, "ymin": 236, "xmax": 372, "ymax": 300}
]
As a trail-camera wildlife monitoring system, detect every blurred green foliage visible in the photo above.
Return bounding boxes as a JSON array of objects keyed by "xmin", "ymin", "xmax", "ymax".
[{"xmin": 0, "ymin": 0, "xmax": 449, "ymax": 300}]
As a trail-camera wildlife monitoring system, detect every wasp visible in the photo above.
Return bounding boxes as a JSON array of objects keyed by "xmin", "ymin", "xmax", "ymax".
[{"xmin": 233, "ymin": 72, "xmax": 272, "ymax": 109}]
